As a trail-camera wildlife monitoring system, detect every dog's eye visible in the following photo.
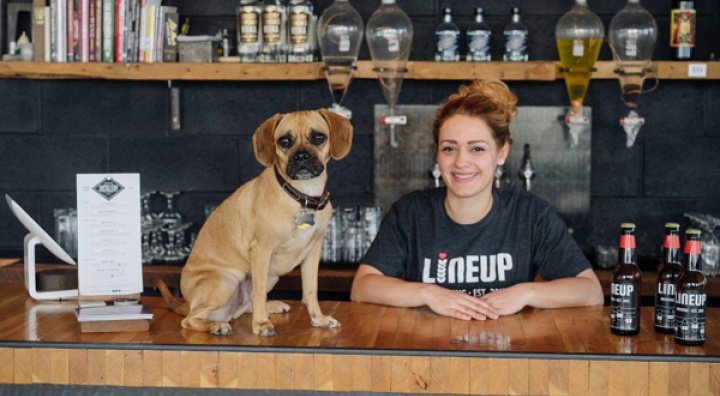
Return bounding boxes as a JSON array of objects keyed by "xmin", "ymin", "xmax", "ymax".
[
  {"xmin": 311, "ymin": 132, "xmax": 327, "ymax": 146},
  {"xmin": 278, "ymin": 136, "xmax": 293, "ymax": 149}
]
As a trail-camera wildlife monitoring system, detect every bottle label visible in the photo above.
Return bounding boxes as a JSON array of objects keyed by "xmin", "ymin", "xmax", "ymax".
[
  {"xmin": 655, "ymin": 280, "xmax": 676, "ymax": 330},
  {"xmin": 674, "ymin": 289, "xmax": 706, "ymax": 342},
  {"xmin": 684, "ymin": 240, "xmax": 701, "ymax": 255},
  {"xmin": 468, "ymin": 30, "xmax": 490, "ymax": 61},
  {"xmin": 289, "ymin": 10, "xmax": 309, "ymax": 45},
  {"xmin": 504, "ymin": 30, "xmax": 527, "ymax": 61},
  {"xmin": 572, "ymin": 39, "xmax": 584, "ymax": 57},
  {"xmin": 436, "ymin": 31, "xmax": 458, "ymax": 60},
  {"xmin": 663, "ymin": 235, "xmax": 680, "ymax": 249},
  {"xmin": 619, "ymin": 235, "xmax": 636, "ymax": 249},
  {"xmin": 670, "ymin": 9, "xmax": 696, "ymax": 48},
  {"xmin": 611, "ymin": 281, "xmax": 640, "ymax": 331},
  {"xmin": 263, "ymin": 9, "xmax": 282, "ymax": 45},
  {"xmin": 239, "ymin": 11, "xmax": 260, "ymax": 44}
]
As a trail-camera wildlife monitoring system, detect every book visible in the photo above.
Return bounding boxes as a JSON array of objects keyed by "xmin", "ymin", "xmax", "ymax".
[
  {"xmin": 101, "ymin": 0, "xmax": 113, "ymax": 61},
  {"xmin": 32, "ymin": 0, "xmax": 46, "ymax": 61},
  {"xmin": 75, "ymin": 304, "xmax": 153, "ymax": 322}
]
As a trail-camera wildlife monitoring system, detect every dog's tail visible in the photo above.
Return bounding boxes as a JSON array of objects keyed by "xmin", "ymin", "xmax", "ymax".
[{"xmin": 155, "ymin": 279, "xmax": 189, "ymax": 316}]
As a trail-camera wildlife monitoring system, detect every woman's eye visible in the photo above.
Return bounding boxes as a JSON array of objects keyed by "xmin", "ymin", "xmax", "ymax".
[
  {"xmin": 472, "ymin": 146, "xmax": 486, "ymax": 152},
  {"xmin": 441, "ymin": 146, "xmax": 455, "ymax": 152},
  {"xmin": 278, "ymin": 136, "xmax": 292, "ymax": 148}
]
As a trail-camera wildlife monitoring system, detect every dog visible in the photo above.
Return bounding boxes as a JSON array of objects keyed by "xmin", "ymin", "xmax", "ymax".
[{"xmin": 156, "ymin": 109, "xmax": 352, "ymax": 336}]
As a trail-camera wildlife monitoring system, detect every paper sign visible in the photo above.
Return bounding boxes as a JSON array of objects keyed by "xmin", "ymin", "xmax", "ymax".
[
  {"xmin": 688, "ymin": 63, "xmax": 707, "ymax": 78},
  {"xmin": 77, "ymin": 174, "xmax": 142, "ymax": 296}
]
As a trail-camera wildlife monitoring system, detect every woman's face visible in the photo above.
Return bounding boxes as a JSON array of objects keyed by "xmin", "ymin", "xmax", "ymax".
[{"xmin": 437, "ymin": 114, "xmax": 509, "ymax": 201}]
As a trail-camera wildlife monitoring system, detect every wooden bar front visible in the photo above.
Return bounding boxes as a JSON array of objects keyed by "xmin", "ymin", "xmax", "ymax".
[{"xmin": 0, "ymin": 283, "xmax": 719, "ymax": 394}]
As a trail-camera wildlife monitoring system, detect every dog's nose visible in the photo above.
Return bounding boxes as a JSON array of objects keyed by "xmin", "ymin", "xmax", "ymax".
[{"xmin": 294, "ymin": 151, "xmax": 311, "ymax": 163}]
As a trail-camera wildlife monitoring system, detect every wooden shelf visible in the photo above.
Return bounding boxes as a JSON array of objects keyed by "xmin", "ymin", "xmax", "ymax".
[{"xmin": 0, "ymin": 60, "xmax": 718, "ymax": 81}]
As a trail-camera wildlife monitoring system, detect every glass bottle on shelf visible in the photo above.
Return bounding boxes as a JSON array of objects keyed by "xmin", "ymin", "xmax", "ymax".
[
  {"xmin": 674, "ymin": 229, "xmax": 707, "ymax": 346},
  {"xmin": 236, "ymin": 0, "xmax": 262, "ymax": 62},
  {"xmin": 261, "ymin": 0, "xmax": 288, "ymax": 62},
  {"xmin": 434, "ymin": 7, "xmax": 459, "ymax": 62},
  {"xmin": 467, "ymin": 7, "xmax": 491, "ymax": 62},
  {"xmin": 610, "ymin": 223, "xmax": 642, "ymax": 336},
  {"xmin": 503, "ymin": 7, "xmax": 528, "ymax": 61},
  {"xmin": 288, "ymin": 0, "xmax": 314, "ymax": 62},
  {"xmin": 670, "ymin": 0, "xmax": 696, "ymax": 60},
  {"xmin": 654, "ymin": 222, "xmax": 683, "ymax": 334}
]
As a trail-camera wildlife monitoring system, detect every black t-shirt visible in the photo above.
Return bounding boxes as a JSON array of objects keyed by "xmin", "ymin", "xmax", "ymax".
[{"xmin": 361, "ymin": 187, "xmax": 591, "ymax": 297}]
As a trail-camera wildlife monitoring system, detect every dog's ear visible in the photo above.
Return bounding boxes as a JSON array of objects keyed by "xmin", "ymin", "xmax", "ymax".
[
  {"xmin": 253, "ymin": 113, "xmax": 284, "ymax": 167},
  {"xmin": 319, "ymin": 109, "xmax": 353, "ymax": 160}
]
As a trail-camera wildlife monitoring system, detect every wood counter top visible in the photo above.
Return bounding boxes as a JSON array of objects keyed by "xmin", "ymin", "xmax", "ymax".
[{"xmin": 1, "ymin": 282, "xmax": 719, "ymax": 394}]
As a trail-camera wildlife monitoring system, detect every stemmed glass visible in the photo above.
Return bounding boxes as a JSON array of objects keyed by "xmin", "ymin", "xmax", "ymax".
[{"xmin": 159, "ymin": 191, "xmax": 183, "ymax": 226}]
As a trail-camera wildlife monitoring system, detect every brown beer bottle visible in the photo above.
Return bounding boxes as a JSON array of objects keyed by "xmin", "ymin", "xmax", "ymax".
[
  {"xmin": 610, "ymin": 223, "xmax": 642, "ymax": 335},
  {"xmin": 674, "ymin": 229, "xmax": 707, "ymax": 346},
  {"xmin": 670, "ymin": 0, "xmax": 696, "ymax": 60},
  {"xmin": 654, "ymin": 222, "xmax": 683, "ymax": 333}
]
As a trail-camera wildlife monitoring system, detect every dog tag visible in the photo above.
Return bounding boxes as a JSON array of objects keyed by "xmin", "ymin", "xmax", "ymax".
[{"xmin": 295, "ymin": 210, "xmax": 315, "ymax": 230}]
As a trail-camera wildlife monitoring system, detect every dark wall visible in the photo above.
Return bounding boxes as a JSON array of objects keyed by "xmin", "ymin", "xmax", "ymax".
[{"xmin": 1, "ymin": 0, "xmax": 719, "ymax": 261}]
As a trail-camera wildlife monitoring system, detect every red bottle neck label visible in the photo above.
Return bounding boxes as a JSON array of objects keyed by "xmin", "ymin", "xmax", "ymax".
[
  {"xmin": 663, "ymin": 235, "xmax": 680, "ymax": 249},
  {"xmin": 620, "ymin": 235, "xmax": 636, "ymax": 249},
  {"xmin": 685, "ymin": 240, "xmax": 701, "ymax": 255}
]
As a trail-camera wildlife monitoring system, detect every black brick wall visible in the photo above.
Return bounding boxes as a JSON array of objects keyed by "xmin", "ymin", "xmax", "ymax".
[{"xmin": 1, "ymin": 0, "xmax": 719, "ymax": 261}]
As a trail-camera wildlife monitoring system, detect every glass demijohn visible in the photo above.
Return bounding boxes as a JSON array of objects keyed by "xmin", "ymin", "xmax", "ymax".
[
  {"xmin": 556, "ymin": 0, "xmax": 604, "ymax": 117},
  {"xmin": 317, "ymin": 0, "xmax": 364, "ymax": 116}
]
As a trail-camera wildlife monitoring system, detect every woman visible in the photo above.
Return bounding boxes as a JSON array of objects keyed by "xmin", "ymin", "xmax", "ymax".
[{"xmin": 351, "ymin": 79, "xmax": 603, "ymax": 320}]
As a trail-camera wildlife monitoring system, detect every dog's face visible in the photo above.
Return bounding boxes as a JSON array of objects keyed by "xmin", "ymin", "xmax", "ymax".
[{"xmin": 253, "ymin": 109, "xmax": 353, "ymax": 180}]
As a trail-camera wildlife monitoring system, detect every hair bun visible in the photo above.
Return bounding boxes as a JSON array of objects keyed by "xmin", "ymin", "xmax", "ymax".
[{"xmin": 458, "ymin": 79, "xmax": 518, "ymax": 121}]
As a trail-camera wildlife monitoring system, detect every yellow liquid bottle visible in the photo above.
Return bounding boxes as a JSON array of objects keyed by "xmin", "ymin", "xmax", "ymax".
[{"xmin": 557, "ymin": 38, "xmax": 602, "ymax": 115}]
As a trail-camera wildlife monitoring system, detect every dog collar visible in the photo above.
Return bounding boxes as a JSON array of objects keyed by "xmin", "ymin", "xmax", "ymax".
[{"xmin": 274, "ymin": 166, "xmax": 330, "ymax": 211}]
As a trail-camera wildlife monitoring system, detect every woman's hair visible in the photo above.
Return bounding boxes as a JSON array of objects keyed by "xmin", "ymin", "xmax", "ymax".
[{"xmin": 432, "ymin": 79, "xmax": 518, "ymax": 149}]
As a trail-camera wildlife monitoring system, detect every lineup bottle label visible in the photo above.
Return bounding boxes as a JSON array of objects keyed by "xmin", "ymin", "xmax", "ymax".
[
  {"xmin": 674, "ymin": 290, "xmax": 707, "ymax": 343},
  {"xmin": 655, "ymin": 281, "xmax": 677, "ymax": 330},
  {"xmin": 611, "ymin": 282, "xmax": 640, "ymax": 332}
]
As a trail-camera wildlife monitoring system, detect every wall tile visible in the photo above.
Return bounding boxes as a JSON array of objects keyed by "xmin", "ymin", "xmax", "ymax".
[
  {"xmin": 0, "ymin": 80, "xmax": 40, "ymax": 133},
  {"xmin": 108, "ymin": 137, "xmax": 242, "ymax": 192},
  {"xmin": 0, "ymin": 136, "xmax": 107, "ymax": 191},
  {"xmin": 180, "ymin": 81, "xmax": 300, "ymax": 135},
  {"xmin": 42, "ymin": 80, "xmax": 167, "ymax": 136},
  {"xmin": 645, "ymin": 137, "xmax": 720, "ymax": 198}
]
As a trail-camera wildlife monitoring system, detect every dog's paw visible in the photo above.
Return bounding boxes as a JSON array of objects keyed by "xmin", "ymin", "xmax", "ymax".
[
  {"xmin": 311, "ymin": 315, "xmax": 341, "ymax": 329},
  {"xmin": 266, "ymin": 300, "xmax": 291, "ymax": 314},
  {"xmin": 209, "ymin": 322, "xmax": 234, "ymax": 335},
  {"xmin": 253, "ymin": 321, "xmax": 276, "ymax": 337}
]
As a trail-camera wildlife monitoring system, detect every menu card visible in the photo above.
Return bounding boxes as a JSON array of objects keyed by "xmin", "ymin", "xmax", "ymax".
[{"xmin": 76, "ymin": 174, "xmax": 142, "ymax": 296}]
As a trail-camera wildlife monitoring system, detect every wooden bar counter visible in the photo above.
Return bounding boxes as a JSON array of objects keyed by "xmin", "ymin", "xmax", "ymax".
[{"xmin": 0, "ymin": 283, "xmax": 719, "ymax": 395}]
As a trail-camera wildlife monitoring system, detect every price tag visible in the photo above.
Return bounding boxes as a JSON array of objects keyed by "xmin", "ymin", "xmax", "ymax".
[{"xmin": 688, "ymin": 63, "xmax": 707, "ymax": 78}]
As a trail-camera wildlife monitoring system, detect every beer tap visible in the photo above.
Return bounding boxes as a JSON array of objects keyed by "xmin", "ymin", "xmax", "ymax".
[
  {"xmin": 517, "ymin": 144, "xmax": 536, "ymax": 192},
  {"xmin": 430, "ymin": 162, "xmax": 441, "ymax": 187}
]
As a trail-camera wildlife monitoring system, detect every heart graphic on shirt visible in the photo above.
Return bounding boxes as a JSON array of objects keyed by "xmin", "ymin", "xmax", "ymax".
[{"xmin": 439, "ymin": 252, "xmax": 447, "ymax": 260}]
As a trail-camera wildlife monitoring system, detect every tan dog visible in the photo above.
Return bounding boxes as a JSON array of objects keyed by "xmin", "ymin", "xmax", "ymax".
[{"xmin": 156, "ymin": 109, "xmax": 352, "ymax": 336}]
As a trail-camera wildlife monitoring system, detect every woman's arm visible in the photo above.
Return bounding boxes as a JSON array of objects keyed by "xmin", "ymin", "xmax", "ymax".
[
  {"xmin": 479, "ymin": 268, "xmax": 604, "ymax": 316},
  {"xmin": 351, "ymin": 264, "xmax": 499, "ymax": 320}
]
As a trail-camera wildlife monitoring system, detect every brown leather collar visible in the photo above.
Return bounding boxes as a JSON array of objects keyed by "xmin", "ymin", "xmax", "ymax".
[{"xmin": 274, "ymin": 166, "xmax": 330, "ymax": 211}]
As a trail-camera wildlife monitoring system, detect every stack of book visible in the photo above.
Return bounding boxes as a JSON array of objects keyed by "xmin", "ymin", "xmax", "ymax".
[{"xmin": 31, "ymin": 0, "xmax": 180, "ymax": 62}]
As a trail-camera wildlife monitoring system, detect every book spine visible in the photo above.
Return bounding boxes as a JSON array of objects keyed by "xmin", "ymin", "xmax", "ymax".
[
  {"xmin": 161, "ymin": 10, "xmax": 178, "ymax": 62},
  {"xmin": 32, "ymin": 0, "xmax": 46, "ymax": 61},
  {"xmin": 114, "ymin": 0, "xmax": 125, "ymax": 62},
  {"xmin": 57, "ymin": 0, "xmax": 67, "ymax": 62},
  {"xmin": 80, "ymin": 0, "xmax": 89, "ymax": 62},
  {"xmin": 44, "ymin": 5, "xmax": 51, "ymax": 61},
  {"xmin": 101, "ymin": 0, "xmax": 113, "ymax": 61},
  {"xmin": 88, "ymin": 0, "xmax": 95, "ymax": 61}
]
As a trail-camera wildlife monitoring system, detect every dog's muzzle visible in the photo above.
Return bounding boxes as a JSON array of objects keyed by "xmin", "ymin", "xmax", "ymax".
[{"xmin": 287, "ymin": 150, "xmax": 324, "ymax": 180}]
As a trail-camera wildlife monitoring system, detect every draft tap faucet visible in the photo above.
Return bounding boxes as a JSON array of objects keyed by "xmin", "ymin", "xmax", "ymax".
[
  {"xmin": 518, "ymin": 143, "xmax": 536, "ymax": 192},
  {"xmin": 430, "ymin": 162, "xmax": 442, "ymax": 188}
]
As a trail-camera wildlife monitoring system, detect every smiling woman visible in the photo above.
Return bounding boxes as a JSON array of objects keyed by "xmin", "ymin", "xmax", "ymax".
[{"xmin": 351, "ymin": 79, "xmax": 604, "ymax": 321}]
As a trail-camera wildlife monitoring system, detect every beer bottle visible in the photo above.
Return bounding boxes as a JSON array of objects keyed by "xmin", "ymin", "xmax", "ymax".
[
  {"xmin": 610, "ymin": 223, "xmax": 642, "ymax": 335},
  {"xmin": 674, "ymin": 229, "xmax": 707, "ymax": 346},
  {"xmin": 669, "ymin": 0, "xmax": 696, "ymax": 60},
  {"xmin": 654, "ymin": 222, "xmax": 683, "ymax": 334}
]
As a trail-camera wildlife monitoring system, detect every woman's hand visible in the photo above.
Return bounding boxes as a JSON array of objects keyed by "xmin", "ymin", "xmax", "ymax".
[
  {"xmin": 478, "ymin": 284, "xmax": 533, "ymax": 316},
  {"xmin": 421, "ymin": 285, "xmax": 499, "ymax": 320}
]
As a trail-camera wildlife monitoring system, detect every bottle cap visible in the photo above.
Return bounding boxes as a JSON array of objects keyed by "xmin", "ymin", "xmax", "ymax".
[
  {"xmin": 686, "ymin": 228, "xmax": 701, "ymax": 236},
  {"xmin": 664, "ymin": 222, "xmax": 680, "ymax": 229},
  {"xmin": 620, "ymin": 222, "xmax": 636, "ymax": 229}
]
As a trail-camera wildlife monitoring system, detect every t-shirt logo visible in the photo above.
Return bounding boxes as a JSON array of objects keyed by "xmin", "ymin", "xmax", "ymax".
[{"xmin": 422, "ymin": 253, "xmax": 513, "ymax": 284}]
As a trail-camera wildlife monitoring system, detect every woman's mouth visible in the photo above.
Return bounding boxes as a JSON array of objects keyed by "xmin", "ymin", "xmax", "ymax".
[{"xmin": 453, "ymin": 173, "xmax": 477, "ymax": 182}]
